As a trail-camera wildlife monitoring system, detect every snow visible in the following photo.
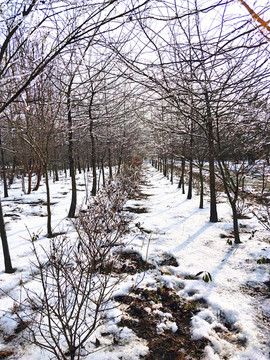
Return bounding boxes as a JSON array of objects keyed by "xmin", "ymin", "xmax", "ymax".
[{"xmin": 0, "ymin": 164, "xmax": 269, "ymax": 359}]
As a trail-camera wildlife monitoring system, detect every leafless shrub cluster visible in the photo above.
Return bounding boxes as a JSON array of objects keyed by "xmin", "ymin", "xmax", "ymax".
[
  {"xmin": 252, "ymin": 203, "xmax": 270, "ymax": 232},
  {"xmin": 116, "ymin": 163, "xmax": 143, "ymax": 199},
  {"xmin": 17, "ymin": 181, "xmax": 132, "ymax": 359},
  {"xmin": 236, "ymin": 191, "xmax": 251, "ymax": 219}
]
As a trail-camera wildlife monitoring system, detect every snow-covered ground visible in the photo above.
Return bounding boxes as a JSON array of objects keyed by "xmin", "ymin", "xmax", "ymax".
[{"xmin": 0, "ymin": 164, "xmax": 269, "ymax": 359}]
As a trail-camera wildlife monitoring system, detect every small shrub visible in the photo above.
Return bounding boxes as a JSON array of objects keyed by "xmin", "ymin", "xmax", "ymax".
[
  {"xmin": 236, "ymin": 191, "xmax": 250, "ymax": 219},
  {"xmin": 253, "ymin": 204, "xmax": 270, "ymax": 232},
  {"xmin": 19, "ymin": 182, "xmax": 130, "ymax": 360}
]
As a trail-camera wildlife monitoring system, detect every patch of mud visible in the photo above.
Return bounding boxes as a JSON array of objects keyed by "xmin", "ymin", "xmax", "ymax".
[
  {"xmin": 158, "ymin": 254, "xmax": 179, "ymax": 267},
  {"xmin": 13, "ymin": 200, "xmax": 57, "ymax": 206},
  {"xmin": 124, "ymin": 206, "xmax": 148, "ymax": 214},
  {"xmin": 134, "ymin": 193, "xmax": 153, "ymax": 200},
  {"xmin": 114, "ymin": 251, "xmax": 155, "ymax": 274},
  {"xmin": 0, "ymin": 350, "xmax": 14, "ymax": 359},
  {"xmin": 3, "ymin": 320, "xmax": 29, "ymax": 344},
  {"xmin": 115, "ymin": 286, "xmax": 207, "ymax": 359},
  {"xmin": 241, "ymin": 281, "xmax": 270, "ymax": 297},
  {"xmin": 3, "ymin": 214, "xmax": 20, "ymax": 219}
]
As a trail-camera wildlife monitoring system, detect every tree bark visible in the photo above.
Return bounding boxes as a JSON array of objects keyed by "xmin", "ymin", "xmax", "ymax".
[
  {"xmin": 187, "ymin": 158, "xmax": 193, "ymax": 199},
  {"xmin": 163, "ymin": 156, "xmax": 167, "ymax": 177},
  {"xmin": 89, "ymin": 92, "xmax": 97, "ymax": 196},
  {"xmin": 205, "ymin": 89, "xmax": 218, "ymax": 222},
  {"xmin": 199, "ymin": 165, "xmax": 204, "ymax": 209},
  {"xmin": 101, "ymin": 159, "xmax": 105, "ymax": 187},
  {"xmin": 0, "ymin": 134, "xmax": 8, "ymax": 198},
  {"xmin": 231, "ymin": 201, "xmax": 241, "ymax": 244},
  {"xmin": 67, "ymin": 84, "xmax": 77, "ymax": 218},
  {"xmin": 44, "ymin": 165, "xmax": 53, "ymax": 238},
  {"xmin": 178, "ymin": 158, "xmax": 185, "ymax": 194},
  {"xmin": 33, "ymin": 162, "xmax": 42, "ymax": 191},
  {"xmin": 208, "ymin": 134, "xmax": 218, "ymax": 222},
  {"xmin": 9, "ymin": 156, "xmax": 17, "ymax": 186},
  {"xmin": 108, "ymin": 146, "xmax": 113, "ymax": 180},
  {"xmin": 77, "ymin": 156, "xmax": 82, "ymax": 174},
  {"xmin": 0, "ymin": 198, "xmax": 15, "ymax": 273},
  {"xmin": 170, "ymin": 156, "xmax": 174, "ymax": 184}
]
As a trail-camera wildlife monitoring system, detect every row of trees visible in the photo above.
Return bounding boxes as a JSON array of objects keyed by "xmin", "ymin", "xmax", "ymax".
[
  {"xmin": 0, "ymin": 0, "xmax": 269, "ymax": 273},
  {"xmin": 0, "ymin": 0, "xmax": 150, "ymax": 273},
  {"xmin": 116, "ymin": 0, "xmax": 270, "ymax": 243}
]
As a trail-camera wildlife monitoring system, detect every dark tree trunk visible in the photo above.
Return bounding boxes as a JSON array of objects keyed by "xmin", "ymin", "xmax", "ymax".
[
  {"xmin": 117, "ymin": 153, "xmax": 122, "ymax": 175},
  {"xmin": 199, "ymin": 165, "xmax": 204, "ymax": 209},
  {"xmin": 33, "ymin": 162, "xmax": 42, "ymax": 191},
  {"xmin": 163, "ymin": 156, "xmax": 167, "ymax": 177},
  {"xmin": 178, "ymin": 158, "xmax": 185, "ymax": 194},
  {"xmin": 0, "ymin": 134, "xmax": 8, "ymax": 198},
  {"xmin": 67, "ymin": 84, "xmax": 77, "ymax": 218},
  {"xmin": 170, "ymin": 156, "xmax": 174, "ymax": 184},
  {"xmin": 90, "ymin": 134, "xmax": 97, "ymax": 196},
  {"xmin": 0, "ymin": 198, "xmax": 15, "ymax": 273},
  {"xmin": 101, "ymin": 159, "xmax": 105, "ymax": 187},
  {"xmin": 208, "ymin": 135, "xmax": 218, "ymax": 222},
  {"xmin": 217, "ymin": 160, "xmax": 241, "ymax": 244},
  {"xmin": 89, "ymin": 92, "xmax": 97, "ymax": 196},
  {"xmin": 231, "ymin": 201, "xmax": 241, "ymax": 244},
  {"xmin": 53, "ymin": 164, "xmax": 59, "ymax": 182},
  {"xmin": 27, "ymin": 171, "xmax": 32, "ymax": 195},
  {"xmin": 205, "ymin": 89, "xmax": 218, "ymax": 222},
  {"xmin": 44, "ymin": 165, "xmax": 53, "ymax": 238},
  {"xmin": 9, "ymin": 156, "xmax": 17, "ymax": 186},
  {"xmin": 77, "ymin": 156, "xmax": 82, "ymax": 174},
  {"xmin": 187, "ymin": 159, "xmax": 193, "ymax": 200},
  {"xmin": 108, "ymin": 146, "xmax": 113, "ymax": 180},
  {"xmin": 21, "ymin": 172, "xmax": 26, "ymax": 194}
]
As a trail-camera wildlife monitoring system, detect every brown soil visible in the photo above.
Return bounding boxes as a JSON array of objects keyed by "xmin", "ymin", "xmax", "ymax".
[
  {"xmin": 0, "ymin": 351, "xmax": 14, "ymax": 359},
  {"xmin": 115, "ymin": 286, "xmax": 208, "ymax": 359},
  {"xmin": 115, "ymin": 251, "xmax": 156, "ymax": 274}
]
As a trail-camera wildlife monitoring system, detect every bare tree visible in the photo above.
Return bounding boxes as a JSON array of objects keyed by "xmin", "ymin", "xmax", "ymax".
[
  {"xmin": 0, "ymin": 0, "xmax": 150, "ymax": 271},
  {"xmin": 20, "ymin": 180, "xmax": 129, "ymax": 360}
]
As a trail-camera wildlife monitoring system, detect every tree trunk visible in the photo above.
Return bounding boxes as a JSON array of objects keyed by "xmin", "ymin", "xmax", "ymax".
[
  {"xmin": 67, "ymin": 85, "xmax": 77, "ymax": 218},
  {"xmin": 22, "ymin": 172, "xmax": 26, "ymax": 194},
  {"xmin": 0, "ymin": 198, "xmax": 15, "ymax": 273},
  {"xmin": 163, "ymin": 156, "xmax": 167, "ymax": 177},
  {"xmin": 217, "ymin": 160, "xmax": 241, "ymax": 244},
  {"xmin": 68, "ymin": 157, "xmax": 77, "ymax": 218},
  {"xmin": 231, "ymin": 201, "xmax": 241, "ymax": 244},
  {"xmin": 77, "ymin": 156, "xmax": 82, "ymax": 174},
  {"xmin": 187, "ymin": 158, "xmax": 193, "ymax": 199},
  {"xmin": 89, "ymin": 93, "xmax": 97, "ymax": 196},
  {"xmin": 0, "ymin": 134, "xmax": 8, "ymax": 198},
  {"xmin": 101, "ymin": 159, "xmax": 105, "ymax": 187},
  {"xmin": 33, "ymin": 162, "xmax": 42, "ymax": 191},
  {"xmin": 199, "ymin": 165, "xmax": 204, "ymax": 209},
  {"xmin": 90, "ymin": 135, "xmax": 97, "ymax": 196},
  {"xmin": 170, "ymin": 156, "xmax": 174, "ymax": 184},
  {"xmin": 53, "ymin": 164, "xmax": 59, "ymax": 182},
  {"xmin": 27, "ymin": 170, "xmax": 32, "ymax": 195},
  {"xmin": 9, "ymin": 156, "xmax": 17, "ymax": 186},
  {"xmin": 178, "ymin": 158, "xmax": 185, "ymax": 194},
  {"xmin": 205, "ymin": 89, "xmax": 218, "ymax": 222},
  {"xmin": 208, "ymin": 136, "xmax": 218, "ymax": 222},
  {"xmin": 44, "ymin": 165, "xmax": 53, "ymax": 238},
  {"xmin": 108, "ymin": 146, "xmax": 113, "ymax": 180}
]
